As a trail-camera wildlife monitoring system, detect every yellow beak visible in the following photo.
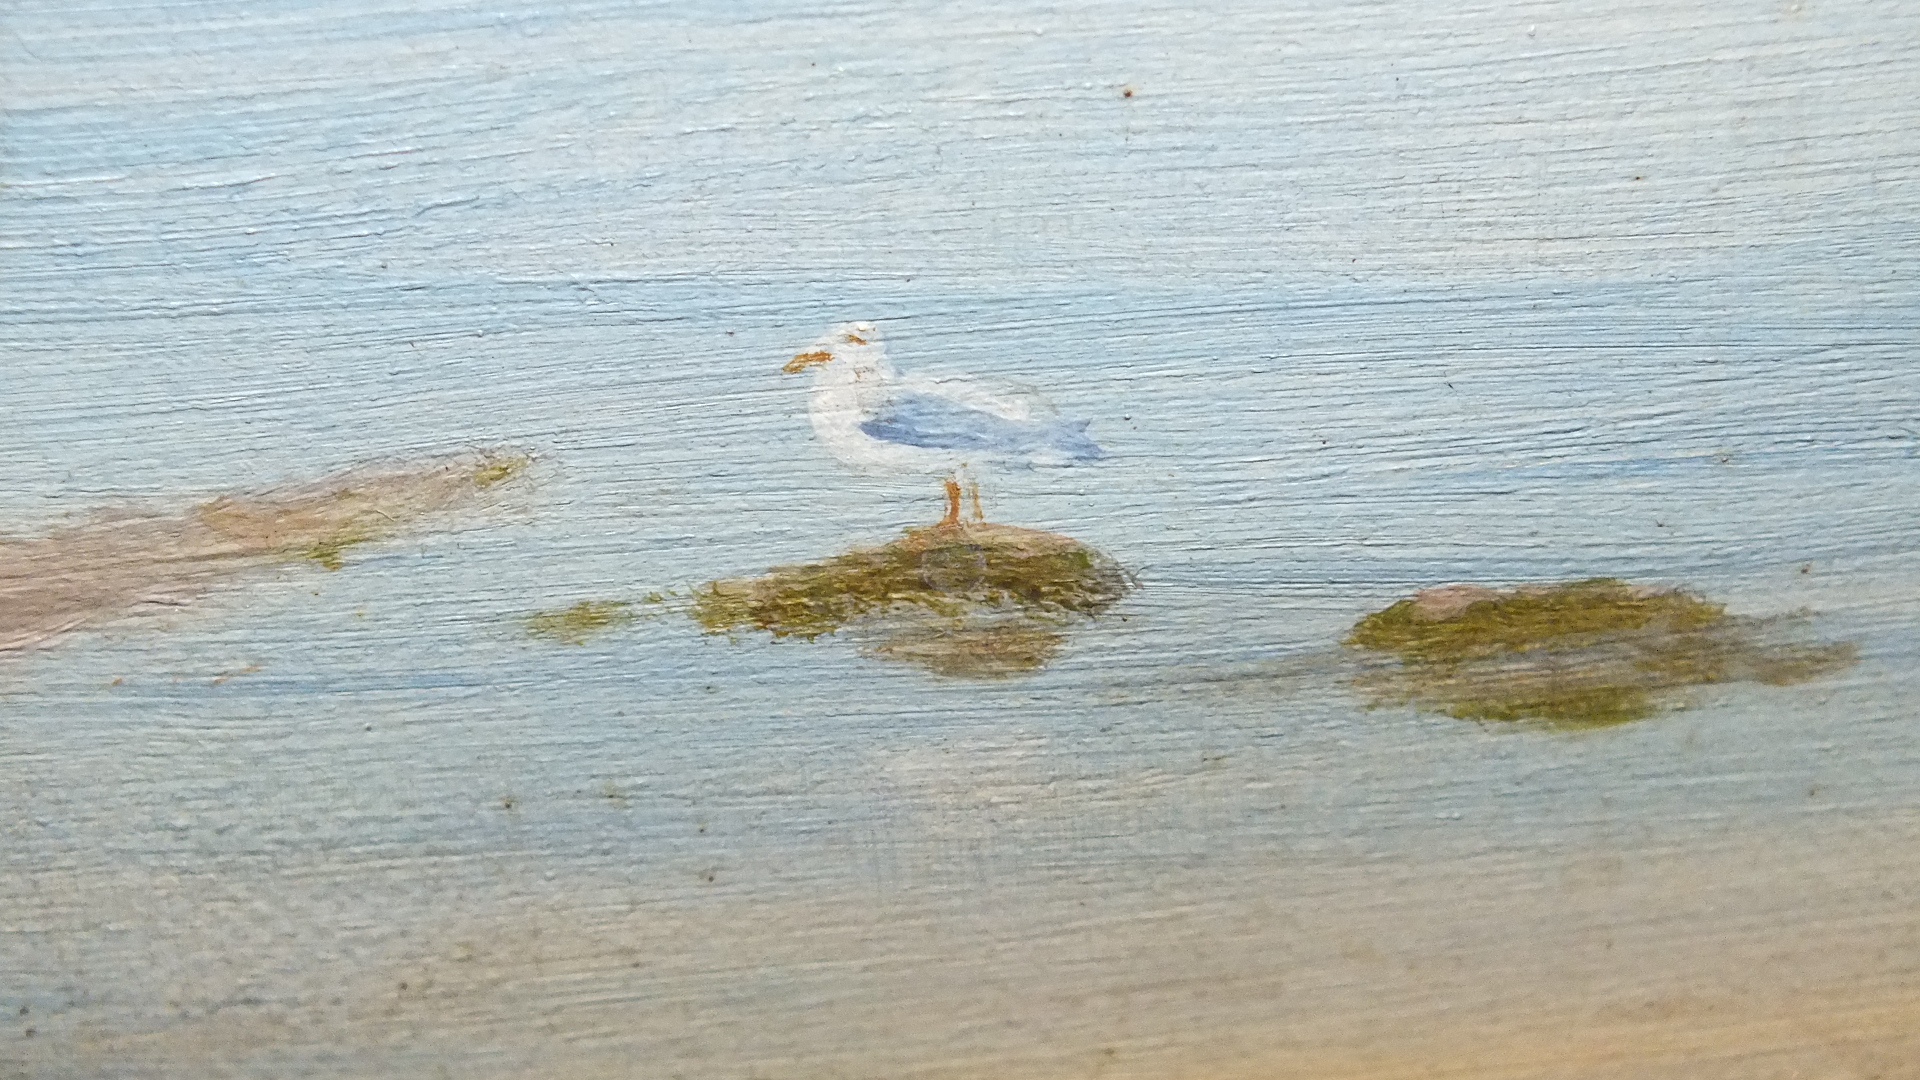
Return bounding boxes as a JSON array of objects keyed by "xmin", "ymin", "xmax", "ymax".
[{"xmin": 784, "ymin": 350, "xmax": 833, "ymax": 374}]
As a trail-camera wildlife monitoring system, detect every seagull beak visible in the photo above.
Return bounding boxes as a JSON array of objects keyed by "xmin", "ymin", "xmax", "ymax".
[{"xmin": 784, "ymin": 350, "xmax": 833, "ymax": 374}]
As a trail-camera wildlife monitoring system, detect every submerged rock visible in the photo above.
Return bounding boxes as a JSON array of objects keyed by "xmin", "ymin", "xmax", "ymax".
[
  {"xmin": 196, "ymin": 449, "xmax": 529, "ymax": 570},
  {"xmin": 0, "ymin": 448, "xmax": 530, "ymax": 652},
  {"xmin": 692, "ymin": 522, "xmax": 1135, "ymax": 678},
  {"xmin": 1346, "ymin": 578, "xmax": 1856, "ymax": 726}
]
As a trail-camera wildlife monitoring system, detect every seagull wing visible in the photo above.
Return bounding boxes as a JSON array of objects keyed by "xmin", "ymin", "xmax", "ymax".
[
  {"xmin": 899, "ymin": 375, "xmax": 1052, "ymax": 421},
  {"xmin": 859, "ymin": 392, "xmax": 1105, "ymax": 461}
]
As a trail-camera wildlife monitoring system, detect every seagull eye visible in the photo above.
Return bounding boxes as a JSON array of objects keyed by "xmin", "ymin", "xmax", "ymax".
[{"xmin": 844, "ymin": 333, "xmax": 869, "ymax": 345}]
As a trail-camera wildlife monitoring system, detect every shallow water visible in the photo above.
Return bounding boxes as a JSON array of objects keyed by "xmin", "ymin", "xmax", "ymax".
[
  {"xmin": 6, "ymin": 0, "xmax": 1920, "ymax": 1074},
  {"xmin": 6, "ymin": 275, "xmax": 1918, "ymax": 1075}
]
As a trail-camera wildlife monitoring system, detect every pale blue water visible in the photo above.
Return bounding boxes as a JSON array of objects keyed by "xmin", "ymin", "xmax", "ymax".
[{"xmin": 6, "ymin": 276, "xmax": 1916, "ymax": 871}]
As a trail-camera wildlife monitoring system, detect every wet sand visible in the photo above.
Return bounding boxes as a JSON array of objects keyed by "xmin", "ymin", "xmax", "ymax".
[{"xmin": 18, "ymin": 811, "xmax": 1917, "ymax": 1079}]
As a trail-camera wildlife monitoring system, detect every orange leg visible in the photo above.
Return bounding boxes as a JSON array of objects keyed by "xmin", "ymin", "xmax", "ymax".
[
  {"xmin": 940, "ymin": 477, "xmax": 962, "ymax": 526},
  {"xmin": 965, "ymin": 479, "xmax": 984, "ymax": 522}
]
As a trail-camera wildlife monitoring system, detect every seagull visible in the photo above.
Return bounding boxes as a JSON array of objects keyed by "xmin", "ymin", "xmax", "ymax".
[{"xmin": 784, "ymin": 321, "xmax": 1105, "ymax": 525}]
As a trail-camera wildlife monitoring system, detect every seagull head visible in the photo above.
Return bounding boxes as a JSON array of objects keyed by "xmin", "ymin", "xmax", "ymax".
[{"xmin": 784, "ymin": 321, "xmax": 884, "ymax": 375}]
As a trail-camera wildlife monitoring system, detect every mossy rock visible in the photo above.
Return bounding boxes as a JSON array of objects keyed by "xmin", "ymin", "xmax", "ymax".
[
  {"xmin": 1347, "ymin": 578, "xmax": 1726, "ymax": 662},
  {"xmin": 1347, "ymin": 579, "xmax": 1855, "ymax": 727},
  {"xmin": 692, "ymin": 522, "xmax": 1135, "ymax": 677}
]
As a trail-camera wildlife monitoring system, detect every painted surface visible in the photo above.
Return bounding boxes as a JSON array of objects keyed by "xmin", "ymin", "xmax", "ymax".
[{"xmin": 4, "ymin": 0, "xmax": 1920, "ymax": 1077}]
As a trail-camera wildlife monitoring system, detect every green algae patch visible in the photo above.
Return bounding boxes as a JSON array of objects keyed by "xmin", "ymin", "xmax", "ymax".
[
  {"xmin": 692, "ymin": 522, "xmax": 1135, "ymax": 678},
  {"xmin": 1349, "ymin": 579, "xmax": 1726, "ymax": 662},
  {"xmin": 1346, "ymin": 579, "xmax": 1856, "ymax": 727},
  {"xmin": 304, "ymin": 534, "xmax": 364, "ymax": 572},
  {"xmin": 472, "ymin": 453, "xmax": 531, "ymax": 489},
  {"xmin": 526, "ymin": 600, "xmax": 635, "ymax": 645}
]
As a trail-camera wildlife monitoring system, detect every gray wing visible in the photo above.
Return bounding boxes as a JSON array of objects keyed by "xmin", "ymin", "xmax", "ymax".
[{"xmin": 859, "ymin": 392, "xmax": 1104, "ymax": 461}]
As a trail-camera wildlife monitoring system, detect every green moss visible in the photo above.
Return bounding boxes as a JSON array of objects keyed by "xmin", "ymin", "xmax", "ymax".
[
  {"xmin": 526, "ymin": 600, "xmax": 636, "ymax": 645},
  {"xmin": 1347, "ymin": 580, "xmax": 1855, "ymax": 727},
  {"xmin": 692, "ymin": 522, "xmax": 1134, "ymax": 677},
  {"xmin": 305, "ymin": 537, "xmax": 354, "ymax": 571},
  {"xmin": 303, "ymin": 526, "xmax": 376, "ymax": 571},
  {"xmin": 693, "ymin": 523, "xmax": 1132, "ymax": 639},
  {"xmin": 1346, "ymin": 578, "xmax": 1725, "ymax": 661},
  {"xmin": 472, "ymin": 453, "xmax": 530, "ymax": 488},
  {"xmin": 1441, "ymin": 684, "xmax": 1654, "ymax": 728}
]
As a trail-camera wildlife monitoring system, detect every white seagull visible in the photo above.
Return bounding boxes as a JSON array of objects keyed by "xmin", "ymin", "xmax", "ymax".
[{"xmin": 784, "ymin": 321, "xmax": 1105, "ymax": 525}]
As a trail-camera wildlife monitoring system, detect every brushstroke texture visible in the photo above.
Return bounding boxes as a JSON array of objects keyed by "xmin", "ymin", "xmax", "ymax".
[{"xmin": 6, "ymin": 0, "xmax": 1920, "ymax": 1076}]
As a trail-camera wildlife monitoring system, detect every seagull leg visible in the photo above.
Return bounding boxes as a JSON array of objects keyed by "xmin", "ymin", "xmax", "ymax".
[
  {"xmin": 940, "ymin": 477, "xmax": 962, "ymax": 527},
  {"xmin": 965, "ymin": 478, "xmax": 984, "ymax": 523}
]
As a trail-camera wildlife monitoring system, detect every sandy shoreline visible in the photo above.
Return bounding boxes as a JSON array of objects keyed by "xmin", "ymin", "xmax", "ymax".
[{"xmin": 20, "ymin": 813, "xmax": 1918, "ymax": 1079}]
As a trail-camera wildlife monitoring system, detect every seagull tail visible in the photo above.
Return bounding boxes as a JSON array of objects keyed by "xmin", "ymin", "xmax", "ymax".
[{"xmin": 1051, "ymin": 419, "xmax": 1107, "ymax": 462}]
